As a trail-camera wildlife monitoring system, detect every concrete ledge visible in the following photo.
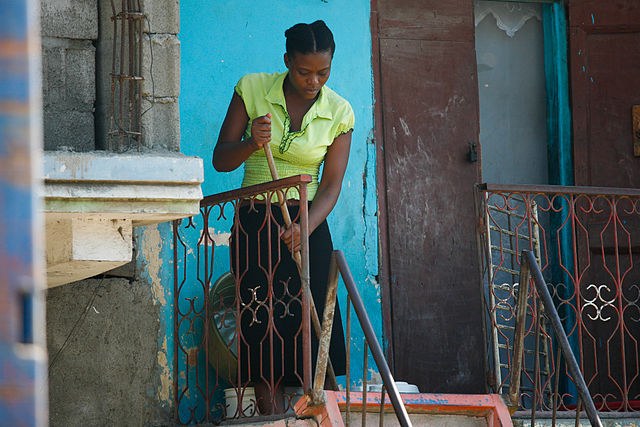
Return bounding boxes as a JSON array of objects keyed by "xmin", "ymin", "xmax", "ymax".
[
  {"xmin": 44, "ymin": 151, "xmax": 203, "ymax": 224},
  {"xmin": 44, "ymin": 151, "xmax": 204, "ymax": 286}
]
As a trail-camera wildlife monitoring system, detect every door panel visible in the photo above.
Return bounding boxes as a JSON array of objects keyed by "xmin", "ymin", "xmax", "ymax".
[
  {"xmin": 569, "ymin": 0, "xmax": 640, "ymax": 406},
  {"xmin": 376, "ymin": 0, "xmax": 485, "ymax": 392},
  {"xmin": 570, "ymin": 0, "xmax": 640, "ymax": 28},
  {"xmin": 377, "ymin": 0, "xmax": 473, "ymax": 40},
  {"xmin": 570, "ymin": 2, "xmax": 640, "ymax": 187}
]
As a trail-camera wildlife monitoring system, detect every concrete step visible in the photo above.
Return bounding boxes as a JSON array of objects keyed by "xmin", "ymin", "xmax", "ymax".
[
  {"xmin": 202, "ymin": 413, "xmax": 315, "ymax": 426},
  {"xmin": 512, "ymin": 417, "xmax": 640, "ymax": 426},
  {"xmin": 343, "ymin": 411, "xmax": 489, "ymax": 426}
]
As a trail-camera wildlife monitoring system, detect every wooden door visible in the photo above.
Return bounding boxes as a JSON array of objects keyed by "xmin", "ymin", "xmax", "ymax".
[
  {"xmin": 571, "ymin": 0, "xmax": 640, "ymax": 188},
  {"xmin": 569, "ymin": 0, "xmax": 640, "ymax": 407},
  {"xmin": 374, "ymin": 0, "xmax": 486, "ymax": 393}
]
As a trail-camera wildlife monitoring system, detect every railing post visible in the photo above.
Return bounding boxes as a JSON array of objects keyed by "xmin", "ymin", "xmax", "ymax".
[
  {"xmin": 509, "ymin": 256, "xmax": 530, "ymax": 409},
  {"xmin": 299, "ymin": 183, "xmax": 312, "ymax": 391}
]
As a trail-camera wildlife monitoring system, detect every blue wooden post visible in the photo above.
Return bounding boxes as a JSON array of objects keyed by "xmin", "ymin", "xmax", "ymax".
[{"xmin": 0, "ymin": 0, "xmax": 47, "ymax": 425}]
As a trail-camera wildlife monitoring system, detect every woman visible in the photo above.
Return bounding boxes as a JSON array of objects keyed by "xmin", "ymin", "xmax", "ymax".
[{"xmin": 213, "ymin": 20, "xmax": 353, "ymax": 415}]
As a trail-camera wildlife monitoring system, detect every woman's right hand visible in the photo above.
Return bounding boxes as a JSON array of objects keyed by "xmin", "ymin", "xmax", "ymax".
[
  {"xmin": 214, "ymin": 92, "xmax": 270, "ymax": 172},
  {"xmin": 250, "ymin": 113, "xmax": 271, "ymax": 148}
]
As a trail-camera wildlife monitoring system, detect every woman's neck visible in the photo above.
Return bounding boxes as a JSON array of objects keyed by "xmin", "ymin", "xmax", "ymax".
[
  {"xmin": 283, "ymin": 75, "xmax": 318, "ymax": 106},
  {"xmin": 283, "ymin": 76, "xmax": 317, "ymax": 131}
]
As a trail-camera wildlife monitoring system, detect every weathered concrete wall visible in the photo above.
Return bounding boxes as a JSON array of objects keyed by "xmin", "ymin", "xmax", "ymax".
[
  {"xmin": 46, "ymin": 220, "xmax": 176, "ymax": 426},
  {"xmin": 46, "ymin": 277, "xmax": 170, "ymax": 426},
  {"xmin": 42, "ymin": 1, "xmax": 183, "ymax": 425}
]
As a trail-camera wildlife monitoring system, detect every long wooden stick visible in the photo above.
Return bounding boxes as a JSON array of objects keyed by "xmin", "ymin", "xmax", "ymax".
[
  {"xmin": 263, "ymin": 145, "xmax": 301, "ymax": 265},
  {"xmin": 262, "ymin": 144, "xmax": 338, "ymax": 390}
]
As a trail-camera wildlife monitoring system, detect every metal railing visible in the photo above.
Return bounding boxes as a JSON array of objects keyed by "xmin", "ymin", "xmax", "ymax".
[
  {"xmin": 312, "ymin": 250, "xmax": 411, "ymax": 427},
  {"xmin": 172, "ymin": 175, "xmax": 312, "ymax": 424},
  {"xmin": 477, "ymin": 183, "xmax": 640, "ymax": 416},
  {"xmin": 172, "ymin": 175, "xmax": 410, "ymax": 425},
  {"xmin": 513, "ymin": 250, "xmax": 603, "ymax": 426}
]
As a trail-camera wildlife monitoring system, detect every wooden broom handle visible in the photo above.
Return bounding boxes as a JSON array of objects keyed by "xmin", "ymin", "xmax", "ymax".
[
  {"xmin": 263, "ymin": 144, "xmax": 301, "ymax": 265},
  {"xmin": 262, "ymin": 144, "xmax": 339, "ymax": 390}
]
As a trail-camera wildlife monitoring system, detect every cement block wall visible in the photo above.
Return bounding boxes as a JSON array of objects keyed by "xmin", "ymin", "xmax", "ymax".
[
  {"xmin": 42, "ymin": 0, "xmax": 180, "ymax": 152},
  {"xmin": 41, "ymin": 11, "xmax": 96, "ymax": 151}
]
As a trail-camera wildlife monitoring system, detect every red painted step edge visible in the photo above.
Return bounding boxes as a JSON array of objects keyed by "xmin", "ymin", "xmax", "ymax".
[{"xmin": 330, "ymin": 392, "xmax": 513, "ymax": 427}]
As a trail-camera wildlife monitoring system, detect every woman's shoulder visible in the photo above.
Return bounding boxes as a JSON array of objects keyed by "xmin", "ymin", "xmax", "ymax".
[
  {"xmin": 321, "ymin": 85, "xmax": 354, "ymax": 116},
  {"xmin": 235, "ymin": 72, "xmax": 284, "ymax": 101},
  {"xmin": 237, "ymin": 72, "xmax": 283, "ymax": 88}
]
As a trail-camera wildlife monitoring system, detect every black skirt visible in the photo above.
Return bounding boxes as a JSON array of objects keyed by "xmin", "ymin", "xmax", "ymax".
[{"xmin": 231, "ymin": 202, "xmax": 347, "ymax": 386}]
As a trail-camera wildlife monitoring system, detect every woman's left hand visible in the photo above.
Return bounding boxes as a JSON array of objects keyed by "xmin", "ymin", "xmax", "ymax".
[{"xmin": 281, "ymin": 222, "xmax": 301, "ymax": 254}]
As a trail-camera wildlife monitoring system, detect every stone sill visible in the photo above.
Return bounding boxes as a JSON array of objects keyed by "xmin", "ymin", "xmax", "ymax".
[{"xmin": 44, "ymin": 151, "xmax": 204, "ymax": 287}]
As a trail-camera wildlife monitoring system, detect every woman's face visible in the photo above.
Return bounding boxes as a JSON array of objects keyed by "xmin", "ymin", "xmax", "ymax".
[{"xmin": 284, "ymin": 50, "xmax": 333, "ymax": 100}]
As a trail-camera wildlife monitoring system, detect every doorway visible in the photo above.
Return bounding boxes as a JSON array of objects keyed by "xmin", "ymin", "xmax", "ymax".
[{"xmin": 475, "ymin": 0, "xmax": 549, "ymax": 185}]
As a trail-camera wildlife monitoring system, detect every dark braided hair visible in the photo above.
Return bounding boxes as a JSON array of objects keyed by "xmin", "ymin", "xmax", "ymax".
[{"xmin": 285, "ymin": 20, "xmax": 335, "ymax": 58}]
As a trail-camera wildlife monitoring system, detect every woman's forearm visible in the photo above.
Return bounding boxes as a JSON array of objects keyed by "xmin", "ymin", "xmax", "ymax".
[
  {"xmin": 307, "ymin": 131, "xmax": 352, "ymax": 233},
  {"xmin": 307, "ymin": 186, "xmax": 340, "ymax": 234}
]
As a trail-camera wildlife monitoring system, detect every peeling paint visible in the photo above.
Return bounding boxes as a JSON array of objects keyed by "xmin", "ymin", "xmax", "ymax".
[
  {"xmin": 369, "ymin": 369, "xmax": 382, "ymax": 385},
  {"xmin": 365, "ymin": 275, "xmax": 379, "ymax": 289},
  {"xmin": 207, "ymin": 227, "xmax": 231, "ymax": 247},
  {"xmin": 366, "ymin": 275, "xmax": 382, "ymax": 303},
  {"xmin": 140, "ymin": 225, "xmax": 167, "ymax": 306},
  {"xmin": 157, "ymin": 337, "xmax": 171, "ymax": 403},
  {"xmin": 53, "ymin": 153, "xmax": 92, "ymax": 180}
]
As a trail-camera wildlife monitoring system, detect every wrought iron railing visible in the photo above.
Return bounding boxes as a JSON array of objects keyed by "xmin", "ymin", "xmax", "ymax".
[
  {"xmin": 513, "ymin": 250, "xmax": 603, "ymax": 426},
  {"xmin": 477, "ymin": 183, "xmax": 640, "ymax": 415},
  {"xmin": 172, "ymin": 175, "xmax": 410, "ymax": 425},
  {"xmin": 172, "ymin": 175, "xmax": 312, "ymax": 424}
]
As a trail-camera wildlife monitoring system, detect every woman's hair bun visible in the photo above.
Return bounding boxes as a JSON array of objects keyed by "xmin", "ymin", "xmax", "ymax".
[{"xmin": 285, "ymin": 20, "xmax": 335, "ymax": 57}]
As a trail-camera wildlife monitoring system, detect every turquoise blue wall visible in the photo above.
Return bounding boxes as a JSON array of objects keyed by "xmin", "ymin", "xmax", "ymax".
[{"xmin": 179, "ymin": 1, "xmax": 380, "ymax": 387}]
